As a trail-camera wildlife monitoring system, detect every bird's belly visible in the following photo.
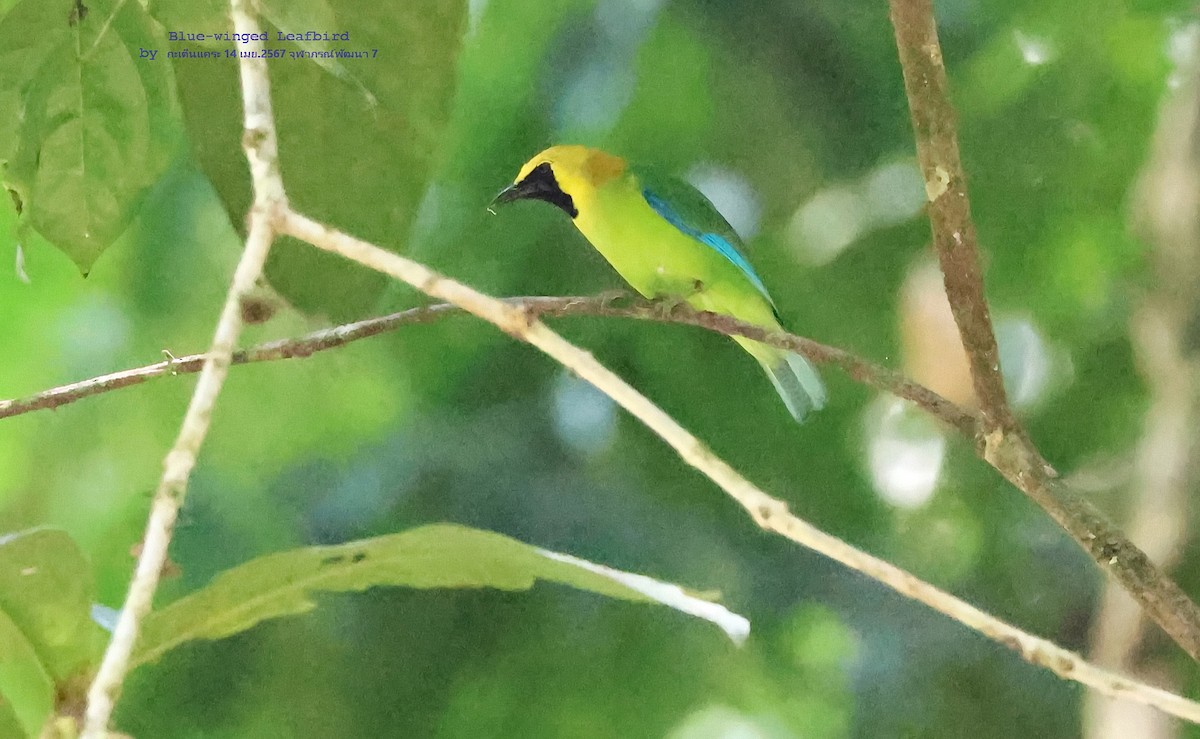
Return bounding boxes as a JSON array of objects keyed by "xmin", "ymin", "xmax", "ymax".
[{"xmin": 575, "ymin": 206, "xmax": 714, "ymax": 299}]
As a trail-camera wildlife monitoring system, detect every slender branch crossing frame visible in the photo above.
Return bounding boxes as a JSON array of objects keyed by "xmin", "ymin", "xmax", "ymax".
[{"xmin": 54, "ymin": 0, "xmax": 1200, "ymax": 733}]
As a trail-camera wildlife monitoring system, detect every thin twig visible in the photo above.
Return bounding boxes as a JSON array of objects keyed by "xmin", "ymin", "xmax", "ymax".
[
  {"xmin": 278, "ymin": 209, "xmax": 1200, "ymax": 724},
  {"xmin": 79, "ymin": 1, "xmax": 285, "ymax": 734},
  {"xmin": 887, "ymin": 0, "xmax": 1200, "ymax": 660},
  {"xmin": 50, "ymin": 0, "xmax": 1200, "ymax": 723},
  {"xmin": 5, "ymin": 286, "xmax": 1199, "ymax": 722},
  {"xmin": 887, "ymin": 0, "xmax": 1011, "ymax": 433},
  {"xmin": 0, "ymin": 297, "xmax": 975, "ymax": 435}
]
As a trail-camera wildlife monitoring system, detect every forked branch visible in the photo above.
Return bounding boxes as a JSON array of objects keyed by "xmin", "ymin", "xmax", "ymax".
[{"xmin": 887, "ymin": 0, "xmax": 1200, "ymax": 660}]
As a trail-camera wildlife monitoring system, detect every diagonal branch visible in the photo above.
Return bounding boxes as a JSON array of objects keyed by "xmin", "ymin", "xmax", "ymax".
[
  {"xmin": 278, "ymin": 209, "xmax": 1200, "ymax": 724},
  {"xmin": 887, "ymin": 0, "xmax": 1200, "ymax": 661},
  {"xmin": 3, "ymin": 301, "xmax": 1199, "ymax": 720},
  {"xmin": 80, "ymin": 1, "xmax": 286, "ymax": 735},
  {"xmin": 11, "ymin": 301, "xmax": 1200, "ymax": 722},
  {"xmin": 58, "ymin": 0, "xmax": 1200, "ymax": 724},
  {"xmin": 11, "ymin": 281, "xmax": 1200, "ymax": 664}
]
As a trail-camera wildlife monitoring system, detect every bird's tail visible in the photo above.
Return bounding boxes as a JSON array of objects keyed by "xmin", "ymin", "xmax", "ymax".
[{"xmin": 736, "ymin": 338, "xmax": 827, "ymax": 423}]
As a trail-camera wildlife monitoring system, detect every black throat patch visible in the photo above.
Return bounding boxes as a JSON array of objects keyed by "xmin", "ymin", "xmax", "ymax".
[{"xmin": 517, "ymin": 162, "xmax": 578, "ymax": 218}]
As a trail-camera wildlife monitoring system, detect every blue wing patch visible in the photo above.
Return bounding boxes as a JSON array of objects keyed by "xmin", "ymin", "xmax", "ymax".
[{"xmin": 642, "ymin": 188, "xmax": 772, "ymax": 301}]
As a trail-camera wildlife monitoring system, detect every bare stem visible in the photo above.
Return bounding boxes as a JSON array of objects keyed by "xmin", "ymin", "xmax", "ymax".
[
  {"xmin": 79, "ymin": 0, "xmax": 285, "ymax": 734},
  {"xmin": 0, "ymin": 297, "xmax": 975, "ymax": 435},
  {"xmin": 276, "ymin": 210, "xmax": 1200, "ymax": 724},
  {"xmin": 887, "ymin": 0, "xmax": 1200, "ymax": 660},
  {"xmin": 52, "ymin": 0, "xmax": 1200, "ymax": 726},
  {"xmin": 887, "ymin": 0, "xmax": 1011, "ymax": 432}
]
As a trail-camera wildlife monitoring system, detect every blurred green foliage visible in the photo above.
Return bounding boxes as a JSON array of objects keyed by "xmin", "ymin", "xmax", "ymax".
[{"xmin": 0, "ymin": 0, "xmax": 1193, "ymax": 735}]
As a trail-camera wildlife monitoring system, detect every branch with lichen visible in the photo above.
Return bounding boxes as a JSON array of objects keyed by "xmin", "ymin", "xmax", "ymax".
[
  {"xmin": 65, "ymin": 0, "xmax": 1200, "ymax": 732},
  {"xmin": 283, "ymin": 208, "xmax": 1200, "ymax": 724},
  {"xmin": 80, "ymin": 1, "xmax": 286, "ymax": 735},
  {"xmin": 887, "ymin": 0, "xmax": 1200, "ymax": 660},
  {"xmin": 9, "ymin": 288, "xmax": 1200, "ymax": 721},
  {"xmin": 0, "ymin": 295, "xmax": 973, "ymax": 433}
]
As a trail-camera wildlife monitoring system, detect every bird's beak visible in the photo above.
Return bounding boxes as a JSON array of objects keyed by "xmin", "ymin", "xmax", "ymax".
[{"xmin": 488, "ymin": 183, "xmax": 525, "ymax": 214}]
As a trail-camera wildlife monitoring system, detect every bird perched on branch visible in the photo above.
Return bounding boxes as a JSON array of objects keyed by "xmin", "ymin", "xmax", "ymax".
[{"xmin": 492, "ymin": 145, "xmax": 825, "ymax": 422}]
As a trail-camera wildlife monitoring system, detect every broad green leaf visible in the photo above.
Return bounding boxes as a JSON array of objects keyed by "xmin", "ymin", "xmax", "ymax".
[
  {"xmin": 0, "ymin": 529, "xmax": 100, "ymax": 682},
  {"xmin": 148, "ymin": 0, "xmax": 373, "ymax": 93},
  {"xmin": 132, "ymin": 523, "xmax": 748, "ymax": 667},
  {"xmin": 0, "ymin": 0, "xmax": 65, "ymax": 161},
  {"xmin": 0, "ymin": 700, "xmax": 24, "ymax": 739},
  {"xmin": 0, "ymin": 609, "xmax": 53, "ymax": 737},
  {"xmin": 0, "ymin": 0, "xmax": 181, "ymax": 272},
  {"xmin": 174, "ymin": 0, "xmax": 467, "ymax": 319},
  {"xmin": 144, "ymin": 0, "xmax": 226, "ymax": 37},
  {"xmin": 259, "ymin": 0, "xmax": 374, "ymax": 102}
]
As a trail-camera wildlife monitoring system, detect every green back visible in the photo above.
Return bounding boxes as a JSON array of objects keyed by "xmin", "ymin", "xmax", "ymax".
[{"xmin": 631, "ymin": 166, "xmax": 773, "ymax": 304}]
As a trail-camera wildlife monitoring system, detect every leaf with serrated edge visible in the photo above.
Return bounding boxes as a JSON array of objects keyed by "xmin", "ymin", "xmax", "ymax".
[{"xmin": 132, "ymin": 524, "xmax": 749, "ymax": 667}]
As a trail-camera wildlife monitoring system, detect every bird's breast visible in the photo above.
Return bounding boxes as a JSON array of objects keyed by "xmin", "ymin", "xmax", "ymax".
[{"xmin": 574, "ymin": 186, "xmax": 713, "ymax": 299}]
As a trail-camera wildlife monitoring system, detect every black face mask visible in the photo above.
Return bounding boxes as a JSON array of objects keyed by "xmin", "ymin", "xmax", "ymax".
[{"xmin": 491, "ymin": 162, "xmax": 578, "ymax": 218}]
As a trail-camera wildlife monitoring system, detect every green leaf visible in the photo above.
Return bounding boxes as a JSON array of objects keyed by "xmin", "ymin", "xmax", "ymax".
[
  {"xmin": 132, "ymin": 523, "xmax": 749, "ymax": 667},
  {"xmin": 258, "ymin": 0, "xmax": 374, "ymax": 103},
  {"xmin": 0, "ymin": 699, "xmax": 26, "ymax": 739},
  {"xmin": 0, "ymin": 0, "xmax": 63, "ymax": 161},
  {"xmin": 148, "ymin": 0, "xmax": 377, "ymax": 109},
  {"xmin": 144, "ymin": 0, "xmax": 226, "ymax": 36},
  {"xmin": 0, "ymin": 609, "xmax": 53, "ymax": 737},
  {"xmin": 0, "ymin": 529, "xmax": 100, "ymax": 683},
  {"xmin": 0, "ymin": 0, "xmax": 181, "ymax": 273},
  {"xmin": 174, "ymin": 0, "xmax": 467, "ymax": 319}
]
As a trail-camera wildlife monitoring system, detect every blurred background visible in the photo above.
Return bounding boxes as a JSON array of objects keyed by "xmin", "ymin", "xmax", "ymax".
[{"xmin": 3, "ymin": 0, "xmax": 1199, "ymax": 736}]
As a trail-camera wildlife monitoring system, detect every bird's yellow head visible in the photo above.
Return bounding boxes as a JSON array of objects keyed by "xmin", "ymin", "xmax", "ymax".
[{"xmin": 491, "ymin": 145, "xmax": 626, "ymax": 218}]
